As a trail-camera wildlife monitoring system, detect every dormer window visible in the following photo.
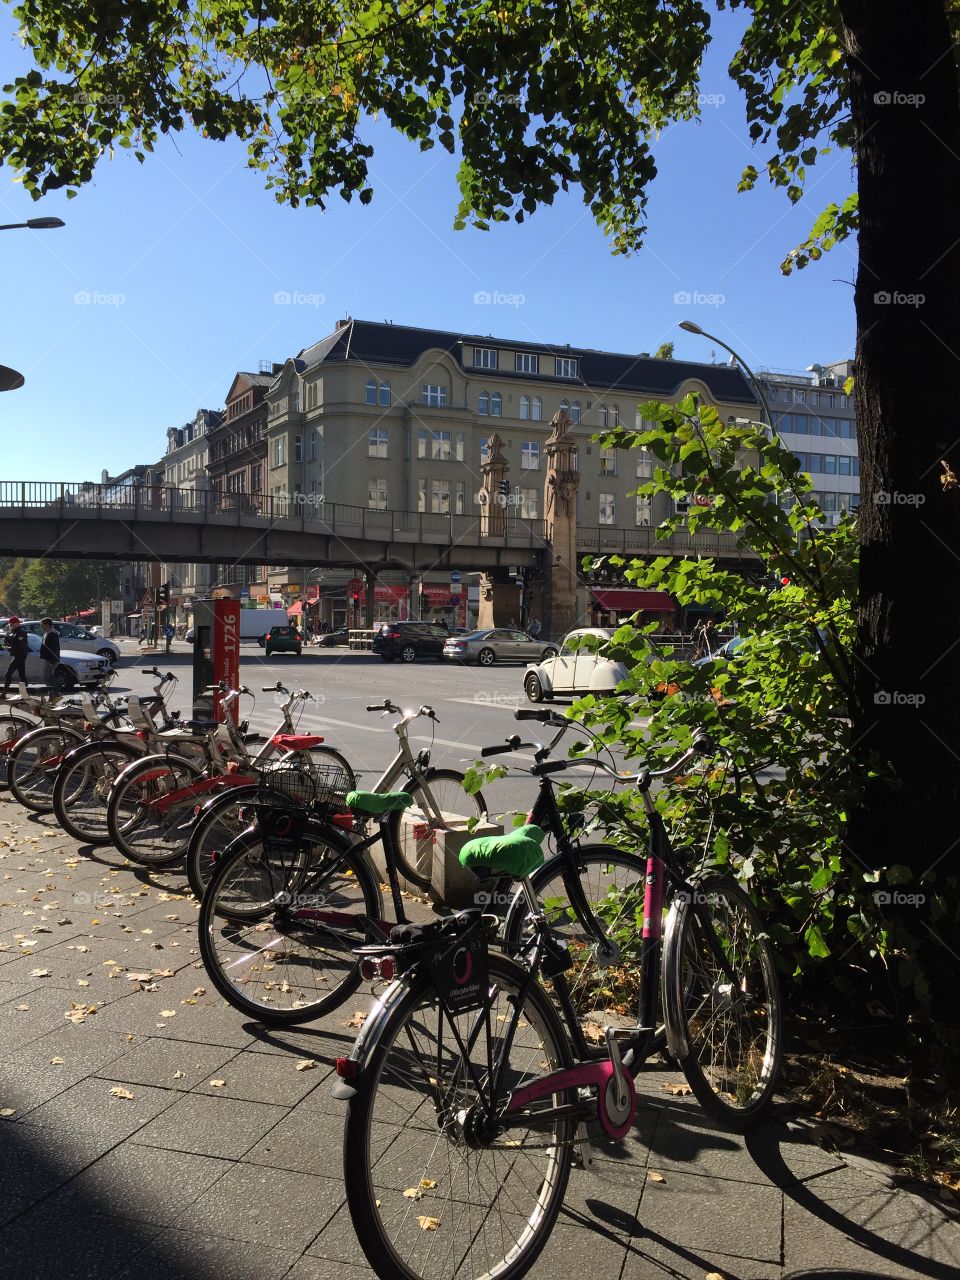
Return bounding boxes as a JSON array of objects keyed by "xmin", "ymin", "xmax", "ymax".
[{"xmin": 515, "ymin": 352, "xmax": 539, "ymax": 375}]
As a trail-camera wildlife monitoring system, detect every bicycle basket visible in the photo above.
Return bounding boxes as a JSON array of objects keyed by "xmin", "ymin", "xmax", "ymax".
[{"xmin": 254, "ymin": 760, "xmax": 351, "ymax": 809}]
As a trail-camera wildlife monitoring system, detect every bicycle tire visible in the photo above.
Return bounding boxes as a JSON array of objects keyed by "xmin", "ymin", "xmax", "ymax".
[
  {"xmin": 662, "ymin": 874, "xmax": 782, "ymax": 1130},
  {"xmin": 106, "ymin": 753, "xmax": 207, "ymax": 866},
  {"xmin": 342, "ymin": 949, "xmax": 574, "ymax": 1280},
  {"xmin": 0, "ymin": 710, "xmax": 42, "ymax": 786},
  {"xmin": 389, "ymin": 768, "xmax": 487, "ymax": 890},
  {"xmin": 198, "ymin": 823, "xmax": 382, "ymax": 1024},
  {"xmin": 6, "ymin": 724, "xmax": 84, "ymax": 811},
  {"xmin": 52, "ymin": 740, "xmax": 143, "ymax": 844},
  {"xmin": 185, "ymin": 746, "xmax": 357, "ymax": 899},
  {"xmin": 502, "ymin": 843, "xmax": 664, "ymax": 1059}
]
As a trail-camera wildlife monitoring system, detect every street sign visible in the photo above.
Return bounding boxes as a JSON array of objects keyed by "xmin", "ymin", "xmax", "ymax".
[
  {"xmin": 110, "ymin": 600, "xmax": 124, "ymax": 613},
  {"xmin": 450, "ymin": 570, "xmax": 462, "ymax": 584}
]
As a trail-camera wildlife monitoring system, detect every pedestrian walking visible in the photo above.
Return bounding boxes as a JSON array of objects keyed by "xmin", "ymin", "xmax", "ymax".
[
  {"xmin": 691, "ymin": 617, "xmax": 715, "ymax": 660},
  {"xmin": 164, "ymin": 622, "xmax": 175, "ymax": 654},
  {"xmin": 3, "ymin": 615, "xmax": 30, "ymax": 692},
  {"xmin": 39, "ymin": 618, "xmax": 61, "ymax": 686},
  {"xmin": 526, "ymin": 616, "xmax": 542, "ymax": 639}
]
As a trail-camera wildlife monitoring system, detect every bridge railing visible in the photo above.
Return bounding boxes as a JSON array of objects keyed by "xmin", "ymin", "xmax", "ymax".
[
  {"xmin": 0, "ymin": 482, "xmax": 549, "ymax": 548},
  {"xmin": 576, "ymin": 525, "xmax": 748, "ymax": 558}
]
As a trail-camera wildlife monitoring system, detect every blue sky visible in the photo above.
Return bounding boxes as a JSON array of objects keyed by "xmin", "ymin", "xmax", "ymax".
[{"xmin": 0, "ymin": 10, "xmax": 857, "ymax": 482}]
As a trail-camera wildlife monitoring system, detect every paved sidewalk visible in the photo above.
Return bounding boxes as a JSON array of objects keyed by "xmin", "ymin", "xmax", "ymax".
[{"xmin": 1, "ymin": 793, "xmax": 957, "ymax": 1280}]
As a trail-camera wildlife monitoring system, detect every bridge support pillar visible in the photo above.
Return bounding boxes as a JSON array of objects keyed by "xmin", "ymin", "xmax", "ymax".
[
  {"xmin": 542, "ymin": 411, "xmax": 582, "ymax": 639},
  {"xmin": 364, "ymin": 572, "xmax": 376, "ymax": 629},
  {"xmin": 476, "ymin": 572, "xmax": 520, "ymax": 629}
]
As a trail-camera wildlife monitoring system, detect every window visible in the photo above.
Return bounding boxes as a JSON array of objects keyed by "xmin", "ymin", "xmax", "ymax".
[
  {"xmin": 474, "ymin": 347, "xmax": 498, "ymax": 370},
  {"xmin": 431, "ymin": 479, "xmax": 450, "ymax": 514},
  {"xmin": 490, "ymin": 392, "xmax": 502, "ymax": 417},
  {"xmin": 838, "ymin": 455, "xmax": 852, "ymax": 475},
  {"xmin": 251, "ymin": 464, "xmax": 262, "ymax": 492},
  {"xmin": 515, "ymin": 352, "xmax": 539, "ymax": 374},
  {"xmin": 455, "ymin": 481, "xmax": 466, "ymax": 515},
  {"xmin": 418, "ymin": 429, "xmax": 428, "ymax": 459},
  {"xmin": 368, "ymin": 478, "xmax": 388, "ymax": 510},
  {"xmin": 309, "ymin": 429, "xmax": 320, "ymax": 462},
  {"xmin": 520, "ymin": 487, "xmax": 539, "ymax": 519},
  {"xmin": 417, "ymin": 479, "xmax": 427, "ymax": 512},
  {"xmin": 531, "ymin": 397, "xmax": 542, "ymax": 421},
  {"xmin": 456, "ymin": 432, "xmax": 465, "ymax": 462},
  {"xmin": 432, "ymin": 430, "xmax": 452, "ymax": 461},
  {"xmin": 379, "ymin": 380, "xmax": 391, "ymax": 407},
  {"xmin": 227, "ymin": 472, "xmax": 245, "ymax": 494},
  {"xmin": 365, "ymin": 379, "xmax": 377, "ymax": 405},
  {"xmin": 555, "ymin": 356, "xmax": 577, "ymax": 378},
  {"xmin": 599, "ymin": 493, "xmax": 616, "ymax": 525},
  {"xmin": 825, "ymin": 454, "xmax": 837, "ymax": 475},
  {"xmin": 560, "ymin": 399, "xmax": 569, "ymax": 416},
  {"xmin": 294, "ymin": 434, "xmax": 303, "ymax": 463},
  {"xmin": 480, "ymin": 438, "xmax": 489, "ymax": 462},
  {"xmin": 570, "ymin": 400, "xmax": 581, "ymax": 424},
  {"xmin": 368, "ymin": 428, "xmax": 388, "ymax": 458},
  {"xmin": 810, "ymin": 392, "xmax": 819, "ymax": 406},
  {"xmin": 610, "ymin": 406, "xmax": 620, "ymax": 428},
  {"xmin": 598, "ymin": 405, "xmax": 608, "ymax": 429},
  {"xmin": 272, "ymin": 436, "xmax": 285, "ymax": 468},
  {"xmin": 520, "ymin": 395, "xmax": 530, "ymax": 420},
  {"xmin": 794, "ymin": 388, "xmax": 806, "ymax": 404},
  {"xmin": 478, "ymin": 391, "xmax": 490, "ymax": 416},
  {"xmin": 636, "ymin": 449, "xmax": 653, "ymax": 479},
  {"xmin": 601, "ymin": 448, "xmax": 617, "ymax": 476},
  {"xmin": 521, "ymin": 441, "xmax": 540, "ymax": 470},
  {"xmin": 421, "ymin": 384, "xmax": 447, "ymax": 407},
  {"xmin": 636, "ymin": 495, "xmax": 652, "ymax": 526},
  {"xmin": 289, "ymin": 387, "xmax": 299, "ymax": 413}
]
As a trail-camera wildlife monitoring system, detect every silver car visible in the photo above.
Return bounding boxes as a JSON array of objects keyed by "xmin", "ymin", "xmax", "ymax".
[
  {"xmin": 6, "ymin": 632, "xmax": 110, "ymax": 691},
  {"xmin": 443, "ymin": 628, "xmax": 558, "ymax": 667},
  {"xmin": 19, "ymin": 620, "xmax": 120, "ymax": 664}
]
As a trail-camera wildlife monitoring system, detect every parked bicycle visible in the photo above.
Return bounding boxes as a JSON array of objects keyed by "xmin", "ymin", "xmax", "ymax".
[{"xmin": 333, "ymin": 732, "xmax": 782, "ymax": 1280}]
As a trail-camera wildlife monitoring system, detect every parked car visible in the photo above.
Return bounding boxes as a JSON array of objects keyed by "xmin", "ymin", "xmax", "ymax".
[
  {"xmin": 318, "ymin": 627, "xmax": 349, "ymax": 647},
  {"xmin": 524, "ymin": 627, "xmax": 629, "ymax": 702},
  {"xmin": 18, "ymin": 620, "xmax": 119, "ymax": 664},
  {"xmin": 2, "ymin": 632, "xmax": 110, "ymax": 691},
  {"xmin": 372, "ymin": 621, "xmax": 449, "ymax": 663},
  {"xmin": 443, "ymin": 628, "xmax": 558, "ymax": 667},
  {"xmin": 185, "ymin": 627, "xmax": 195, "ymax": 644},
  {"xmin": 261, "ymin": 625, "xmax": 302, "ymax": 657}
]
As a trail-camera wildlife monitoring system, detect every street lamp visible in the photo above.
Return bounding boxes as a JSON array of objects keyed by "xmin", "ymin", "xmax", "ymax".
[
  {"xmin": 0, "ymin": 217, "xmax": 65, "ymax": 231},
  {"xmin": 678, "ymin": 320, "xmax": 774, "ymax": 428}
]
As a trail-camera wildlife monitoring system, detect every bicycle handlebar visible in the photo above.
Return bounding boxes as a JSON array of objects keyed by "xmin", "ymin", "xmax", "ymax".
[{"xmin": 481, "ymin": 735, "xmax": 523, "ymax": 758}]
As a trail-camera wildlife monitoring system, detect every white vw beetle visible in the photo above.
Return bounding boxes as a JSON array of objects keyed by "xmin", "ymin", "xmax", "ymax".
[{"xmin": 523, "ymin": 627, "xmax": 629, "ymax": 702}]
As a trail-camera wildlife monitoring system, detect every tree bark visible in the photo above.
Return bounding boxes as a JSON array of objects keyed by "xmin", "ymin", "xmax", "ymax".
[{"xmin": 839, "ymin": 0, "xmax": 960, "ymax": 1010}]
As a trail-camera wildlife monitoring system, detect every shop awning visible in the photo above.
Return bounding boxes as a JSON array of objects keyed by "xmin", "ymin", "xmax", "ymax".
[
  {"xmin": 287, "ymin": 600, "xmax": 303, "ymax": 616},
  {"xmin": 591, "ymin": 589, "xmax": 674, "ymax": 612}
]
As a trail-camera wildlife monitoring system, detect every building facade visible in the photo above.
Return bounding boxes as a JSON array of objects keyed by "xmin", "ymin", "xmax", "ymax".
[
  {"xmin": 158, "ymin": 408, "xmax": 220, "ymax": 624},
  {"xmin": 759, "ymin": 359, "xmax": 859, "ymax": 523},
  {"xmin": 261, "ymin": 318, "xmax": 757, "ymax": 626}
]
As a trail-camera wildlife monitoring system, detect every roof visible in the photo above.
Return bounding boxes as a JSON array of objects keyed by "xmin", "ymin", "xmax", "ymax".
[
  {"xmin": 295, "ymin": 318, "xmax": 756, "ymax": 404},
  {"xmin": 237, "ymin": 371, "xmax": 278, "ymax": 388}
]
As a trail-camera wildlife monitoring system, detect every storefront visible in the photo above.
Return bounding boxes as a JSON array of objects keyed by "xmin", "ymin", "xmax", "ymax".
[{"xmin": 589, "ymin": 589, "xmax": 677, "ymax": 630}]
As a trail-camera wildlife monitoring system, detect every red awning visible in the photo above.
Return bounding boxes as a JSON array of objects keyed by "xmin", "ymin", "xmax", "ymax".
[
  {"xmin": 591, "ymin": 590, "xmax": 675, "ymax": 612},
  {"xmin": 68, "ymin": 608, "xmax": 96, "ymax": 619},
  {"xmin": 287, "ymin": 600, "xmax": 303, "ymax": 616}
]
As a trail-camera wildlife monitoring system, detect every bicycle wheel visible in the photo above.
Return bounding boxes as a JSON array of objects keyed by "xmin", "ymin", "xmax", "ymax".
[
  {"xmin": 503, "ymin": 844, "xmax": 653, "ymax": 1058},
  {"xmin": 6, "ymin": 724, "xmax": 83, "ymax": 811},
  {"xmin": 663, "ymin": 875, "xmax": 782, "ymax": 1129},
  {"xmin": 0, "ymin": 710, "xmax": 41, "ymax": 786},
  {"xmin": 343, "ymin": 950, "xmax": 574, "ymax": 1280},
  {"xmin": 107, "ymin": 754, "xmax": 206, "ymax": 866},
  {"xmin": 52, "ymin": 741, "xmax": 142, "ymax": 845},
  {"xmin": 390, "ymin": 768, "xmax": 487, "ymax": 890},
  {"xmin": 199, "ymin": 825, "xmax": 382, "ymax": 1023}
]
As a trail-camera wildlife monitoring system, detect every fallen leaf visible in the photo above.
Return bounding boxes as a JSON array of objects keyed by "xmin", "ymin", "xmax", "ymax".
[
  {"xmin": 159, "ymin": 1010, "xmax": 176, "ymax": 1018},
  {"xmin": 417, "ymin": 1216, "xmax": 440, "ymax": 1231},
  {"xmin": 403, "ymin": 1188, "xmax": 423, "ymax": 1200},
  {"xmin": 295, "ymin": 1059, "xmax": 317, "ymax": 1072},
  {"xmin": 648, "ymin": 1171, "xmax": 666, "ymax": 1183},
  {"xmin": 0, "ymin": 1107, "xmax": 16, "ymax": 1117},
  {"xmin": 173, "ymin": 1071, "xmax": 185, "ymax": 1080},
  {"xmin": 345, "ymin": 1011, "xmax": 367, "ymax": 1029},
  {"xmin": 109, "ymin": 1087, "xmax": 134, "ymax": 1100},
  {"xmin": 49, "ymin": 1057, "xmax": 65, "ymax": 1065},
  {"xmin": 661, "ymin": 1082, "xmax": 693, "ymax": 1097},
  {"xmin": 30, "ymin": 968, "xmax": 50, "ymax": 978},
  {"xmin": 15, "ymin": 1003, "xmax": 30, "ymax": 1012},
  {"xmin": 209, "ymin": 1079, "xmax": 226, "ymax": 1088},
  {"xmin": 76, "ymin": 980, "xmax": 90, "ymax": 987},
  {"xmin": 706, "ymin": 1273, "xmax": 726, "ymax": 1280},
  {"xmin": 182, "ymin": 998, "xmax": 198, "ymax": 1006},
  {"xmin": 419, "ymin": 1179, "xmax": 437, "ymax": 1189},
  {"xmin": 192, "ymin": 987, "xmax": 205, "ymax": 997}
]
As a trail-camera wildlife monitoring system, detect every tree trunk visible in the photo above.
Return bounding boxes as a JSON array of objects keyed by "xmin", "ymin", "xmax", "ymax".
[{"xmin": 839, "ymin": 0, "xmax": 960, "ymax": 1012}]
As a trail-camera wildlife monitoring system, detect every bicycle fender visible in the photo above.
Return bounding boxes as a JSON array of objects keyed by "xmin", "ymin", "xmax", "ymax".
[{"xmin": 331, "ymin": 977, "xmax": 408, "ymax": 1100}]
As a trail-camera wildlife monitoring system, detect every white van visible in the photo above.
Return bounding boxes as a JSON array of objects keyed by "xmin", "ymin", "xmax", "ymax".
[{"xmin": 239, "ymin": 608, "xmax": 289, "ymax": 641}]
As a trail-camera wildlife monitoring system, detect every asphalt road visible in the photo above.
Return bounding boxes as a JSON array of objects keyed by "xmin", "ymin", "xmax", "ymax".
[{"xmin": 109, "ymin": 640, "xmax": 571, "ymax": 822}]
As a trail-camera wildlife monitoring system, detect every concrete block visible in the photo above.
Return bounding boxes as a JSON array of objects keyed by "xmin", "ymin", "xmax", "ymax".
[{"xmin": 433, "ymin": 819, "xmax": 504, "ymax": 908}]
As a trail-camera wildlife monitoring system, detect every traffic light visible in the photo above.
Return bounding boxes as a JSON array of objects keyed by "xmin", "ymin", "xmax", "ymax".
[
  {"xmin": 497, "ymin": 480, "xmax": 510, "ymax": 497},
  {"xmin": 158, "ymin": 582, "xmax": 170, "ymax": 606},
  {"xmin": 351, "ymin": 591, "xmax": 360, "ymax": 605},
  {"xmin": 780, "ymin": 576, "xmax": 791, "ymax": 587}
]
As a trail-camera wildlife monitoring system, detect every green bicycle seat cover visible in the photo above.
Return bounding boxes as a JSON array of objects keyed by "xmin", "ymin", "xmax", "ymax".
[
  {"xmin": 345, "ymin": 790, "xmax": 415, "ymax": 816},
  {"xmin": 459, "ymin": 824, "xmax": 547, "ymax": 879}
]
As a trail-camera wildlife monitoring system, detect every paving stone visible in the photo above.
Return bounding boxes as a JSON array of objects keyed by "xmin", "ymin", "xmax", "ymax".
[
  {"xmin": 18, "ymin": 1075, "xmax": 175, "ymax": 1146},
  {"xmin": 113, "ymin": 1230, "xmax": 301, "ymax": 1280},
  {"xmin": 175, "ymin": 1161, "xmax": 343, "ymax": 1252},
  {"xmin": 245, "ymin": 1108, "xmax": 345, "ymax": 1177},
  {"xmin": 134, "ymin": 1091, "xmax": 289, "ymax": 1159},
  {"xmin": 637, "ymin": 1166, "xmax": 782, "ymax": 1264},
  {"xmin": 0, "ymin": 1117, "xmax": 119, "ymax": 1202},
  {"xmin": 190, "ymin": 1046, "xmax": 331, "ymax": 1106},
  {"xmin": 530, "ymin": 1221, "xmax": 633, "ymax": 1278},
  {"xmin": 305, "ymin": 1202, "xmax": 378, "ymax": 1265},
  {"xmin": 107, "ymin": 1036, "xmax": 236, "ymax": 1092},
  {"xmin": 0, "ymin": 1201, "xmax": 163, "ymax": 1280},
  {"xmin": 49, "ymin": 1143, "xmax": 233, "ymax": 1226},
  {"xmin": 284, "ymin": 1258, "xmax": 375, "ymax": 1279},
  {"xmin": 0, "ymin": 1024, "xmax": 144, "ymax": 1113},
  {"xmin": 782, "ymin": 1165, "xmax": 960, "ymax": 1278},
  {"xmin": 0, "ymin": 1194, "xmax": 30, "ymax": 1227},
  {"xmin": 0, "ymin": 983, "xmax": 103, "ymax": 1059}
]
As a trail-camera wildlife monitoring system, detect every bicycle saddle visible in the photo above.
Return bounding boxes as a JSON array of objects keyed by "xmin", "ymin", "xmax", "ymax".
[
  {"xmin": 345, "ymin": 790, "xmax": 413, "ymax": 816},
  {"xmin": 459, "ymin": 824, "xmax": 547, "ymax": 880}
]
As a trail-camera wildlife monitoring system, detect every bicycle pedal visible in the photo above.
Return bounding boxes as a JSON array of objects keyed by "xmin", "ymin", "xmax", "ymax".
[{"xmin": 573, "ymin": 1122, "xmax": 596, "ymax": 1169}]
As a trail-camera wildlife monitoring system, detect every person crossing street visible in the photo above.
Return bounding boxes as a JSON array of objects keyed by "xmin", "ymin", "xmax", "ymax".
[
  {"xmin": 39, "ymin": 617, "xmax": 61, "ymax": 686},
  {"xmin": 3, "ymin": 615, "xmax": 30, "ymax": 691}
]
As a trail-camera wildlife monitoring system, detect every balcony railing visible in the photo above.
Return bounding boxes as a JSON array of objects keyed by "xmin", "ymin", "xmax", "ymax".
[{"xmin": 576, "ymin": 525, "xmax": 749, "ymax": 558}]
